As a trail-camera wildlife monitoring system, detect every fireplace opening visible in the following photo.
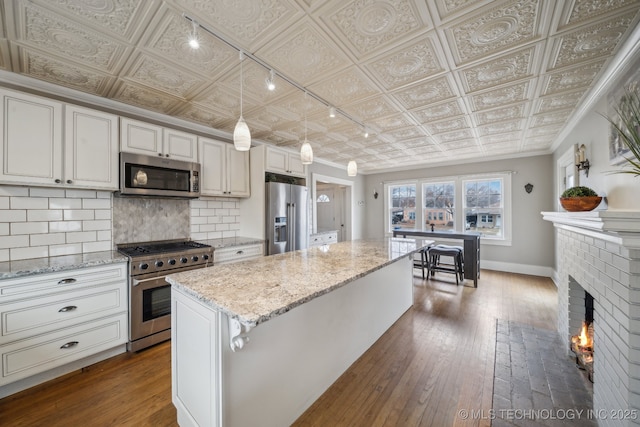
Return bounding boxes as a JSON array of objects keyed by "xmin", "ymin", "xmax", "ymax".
[{"xmin": 570, "ymin": 291, "xmax": 594, "ymax": 382}]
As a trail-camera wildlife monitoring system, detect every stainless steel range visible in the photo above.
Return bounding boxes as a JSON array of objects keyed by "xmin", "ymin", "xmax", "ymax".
[{"xmin": 117, "ymin": 239, "xmax": 213, "ymax": 352}]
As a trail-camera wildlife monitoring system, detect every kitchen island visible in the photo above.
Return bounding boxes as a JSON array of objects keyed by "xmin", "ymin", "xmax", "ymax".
[{"xmin": 166, "ymin": 237, "xmax": 432, "ymax": 427}]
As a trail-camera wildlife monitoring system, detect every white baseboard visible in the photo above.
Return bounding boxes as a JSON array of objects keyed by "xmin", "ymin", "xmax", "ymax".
[{"xmin": 481, "ymin": 260, "xmax": 555, "ymax": 278}]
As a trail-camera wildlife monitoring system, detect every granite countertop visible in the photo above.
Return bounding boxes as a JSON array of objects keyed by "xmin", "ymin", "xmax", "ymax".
[
  {"xmin": 166, "ymin": 237, "xmax": 433, "ymax": 328},
  {"xmin": 196, "ymin": 236, "xmax": 264, "ymax": 249},
  {"xmin": 0, "ymin": 251, "xmax": 128, "ymax": 280}
]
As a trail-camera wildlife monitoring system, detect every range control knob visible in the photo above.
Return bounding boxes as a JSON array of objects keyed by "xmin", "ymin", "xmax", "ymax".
[
  {"xmin": 140, "ymin": 263, "xmax": 149, "ymax": 270},
  {"xmin": 180, "ymin": 257, "xmax": 188, "ymax": 264},
  {"xmin": 168, "ymin": 259, "xmax": 176, "ymax": 265},
  {"xmin": 203, "ymin": 254, "xmax": 210, "ymax": 261},
  {"xmin": 192, "ymin": 256, "xmax": 199, "ymax": 262},
  {"xmin": 155, "ymin": 261, "xmax": 164, "ymax": 267}
]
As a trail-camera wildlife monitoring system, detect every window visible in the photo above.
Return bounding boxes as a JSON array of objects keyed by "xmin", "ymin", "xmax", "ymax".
[
  {"xmin": 388, "ymin": 184, "xmax": 416, "ymax": 231},
  {"xmin": 317, "ymin": 194, "xmax": 330, "ymax": 203},
  {"xmin": 463, "ymin": 178, "xmax": 503, "ymax": 239},
  {"xmin": 385, "ymin": 173, "xmax": 511, "ymax": 245},
  {"xmin": 423, "ymin": 181, "xmax": 455, "ymax": 231}
]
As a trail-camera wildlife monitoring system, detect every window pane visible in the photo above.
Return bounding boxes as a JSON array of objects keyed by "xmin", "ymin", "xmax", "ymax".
[
  {"xmin": 389, "ymin": 184, "xmax": 416, "ymax": 231},
  {"xmin": 423, "ymin": 181, "xmax": 455, "ymax": 232},
  {"xmin": 463, "ymin": 177, "xmax": 503, "ymax": 238}
]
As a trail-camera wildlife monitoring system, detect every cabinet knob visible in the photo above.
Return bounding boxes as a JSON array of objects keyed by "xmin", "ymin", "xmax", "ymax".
[
  {"xmin": 60, "ymin": 341, "xmax": 79, "ymax": 349},
  {"xmin": 158, "ymin": 153, "xmax": 162, "ymax": 156},
  {"xmin": 58, "ymin": 305, "xmax": 78, "ymax": 313},
  {"xmin": 55, "ymin": 179, "xmax": 61, "ymax": 184},
  {"xmin": 166, "ymin": 154, "xmax": 169, "ymax": 157},
  {"xmin": 66, "ymin": 179, "xmax": 72, "ymax": 184}
]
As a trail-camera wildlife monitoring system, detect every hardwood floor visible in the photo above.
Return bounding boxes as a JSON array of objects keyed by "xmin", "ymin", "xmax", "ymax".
[{"xmin": 0, "ymin": 270, "xmax": 557, "ymax": 427}]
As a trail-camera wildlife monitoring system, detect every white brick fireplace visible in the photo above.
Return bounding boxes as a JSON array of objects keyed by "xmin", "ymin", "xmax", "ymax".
[{"xmin": 543, "ymin": 211, "xmax": 640, "ymax": 427}]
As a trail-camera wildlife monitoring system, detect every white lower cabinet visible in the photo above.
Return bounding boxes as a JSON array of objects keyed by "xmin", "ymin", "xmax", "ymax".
[
  {"xmin": 213, "ymin": 243, "xmax": 263, "ymax": 265},
  {"xmin": 0, "ymin": 263, "xmax": 128, "ymax": 388},
  {"xmin": 309, "ymin": 231, "xmax": 338, "ymax": 247}
]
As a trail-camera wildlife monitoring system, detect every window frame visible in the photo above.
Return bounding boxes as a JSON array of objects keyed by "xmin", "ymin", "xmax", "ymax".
[{"xmin": 384, "ymin": 172, "xmax": 512, "ymax": 246}]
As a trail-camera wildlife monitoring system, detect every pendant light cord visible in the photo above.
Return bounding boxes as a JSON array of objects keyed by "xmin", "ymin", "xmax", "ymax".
[{"xmin": 239, "ymin": 51, "xmax": 244, "ymax": 118}]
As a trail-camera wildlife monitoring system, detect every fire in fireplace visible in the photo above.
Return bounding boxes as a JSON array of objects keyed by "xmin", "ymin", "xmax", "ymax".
[{"xmin": 570, "ymin": 291, "xmax": 594, "ymax": 382}]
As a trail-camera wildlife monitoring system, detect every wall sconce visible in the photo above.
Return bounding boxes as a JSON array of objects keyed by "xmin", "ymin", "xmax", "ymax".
[
  {"xmin": 373, "ymin": 190, "xmax": 378, "ymax": 199},
  {"xmin": 575, "ymin": 144, "xmax": 590, "ymax": 177}
]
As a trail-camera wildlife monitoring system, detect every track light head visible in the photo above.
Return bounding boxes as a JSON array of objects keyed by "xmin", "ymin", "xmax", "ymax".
[{"xmin": 266, "ymin": 69, "xmax": 275, "ymax": 91}]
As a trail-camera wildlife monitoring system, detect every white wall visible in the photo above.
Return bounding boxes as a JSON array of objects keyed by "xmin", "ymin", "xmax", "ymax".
[{"xmin": 363, "ymin": 155, "xmax": 556, "ymax": 273}]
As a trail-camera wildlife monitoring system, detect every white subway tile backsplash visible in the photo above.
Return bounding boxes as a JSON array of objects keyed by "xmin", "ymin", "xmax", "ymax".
[
  {"xmin": 96, "ymin": 191, "xmax": 111, "ymax": 199},
  {"xmin": 10, "ymin": 246, "xmax": 48, "ymax": 260},
  {"xmin": 10, "ymin": 197, "xmax": 48, "ymax": 209},
  {"xmin": 49, "ymin": 221, "xmax": 82, "ymax": 232},
  {"xmin": 63, "ymin": 209, "xmax": 94, "ymax": 220},
  {"xmin": 28, "ymin": 209, "xmax": 63, "ymax": 221},
  {"xmin": 190, "ymin": 197, "xmax": 240, "ymax": 241},
  {"xmin": 0, "ymin": 235, "xmax": 29, "ymax": 249},
  {"xmin": 0, "ymin": 187, "xmax": 28, "ymax": 197},
  {"xmin": 96, "ymin": 230, "xmax": 111, "ymax": 241},
  {"xmin": 0, "ymin": 198, "xmax": 8, "ymax": 209},
  {"xmin": 82, "ymin": 220, "xmax": 111, "ymax": 231},
  {"xmin": 11, "ymin": 221, "xmax": 48, "ymax": 235},
  {"xmin": 94, "ymin": 209, "xmax": 111, "ymax": 220},
  {"xmin": 0, "ymin": 249, "xmax": 8, "ymax": 262},
  {"xmin": 82, "ymin": 199, "xmax": 110, "ymax": 209},
  {"xmin": 65, "ymin": 189, "xmax": 97, "ymax": 199},
  {"xmin": 66, "ymin": 231, "xmax": 97, "ymax": 244},
  {"xmin": 0, "ymin": 210, "xmax": 26, "ymax": 222},
  {"xmin": 29, "ymin": 188, "xmax": 65, "ymax": 198},
  {"xmin": 0, "ymin": 223, "xmax": 8, "ymax": 235},
  {"xmin": 83, "ymin": 241, "xmax": 111, "ymax": 253},
  {"xmin": 49, "ymin": 243, "xmax": 82, "ymax": 257},
  {"xmin": 49, "ymin": 198, "xmax": 82, "ymax": 210},
  {"xmin": 30, "ymin": 233, "xmax": 66, "ymax": 246}
]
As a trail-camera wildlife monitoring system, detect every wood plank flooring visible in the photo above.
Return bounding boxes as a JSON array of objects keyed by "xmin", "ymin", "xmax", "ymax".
[{"xmin": 0, "ymin": 270, "xmax": 557, "ymax": 427}]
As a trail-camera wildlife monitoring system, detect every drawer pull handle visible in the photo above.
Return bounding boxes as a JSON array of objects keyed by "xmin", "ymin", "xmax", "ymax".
[
  {"xmin": 58, "ymin": 305, "xmax": 77, "ymax": 313},
  {"xmin": 57, "ymin": 278, "xmax": 77, "ymax": 285},
  {"xmin": 236, "ymin": 250, "xmax": 244, "ymax": 255},
  {"xmin": 60, "ymin": 341, "xmax": 79, "ymax": 349}
]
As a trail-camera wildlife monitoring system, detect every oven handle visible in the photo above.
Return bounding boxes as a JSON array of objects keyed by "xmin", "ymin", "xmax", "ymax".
[{"xmin": 132, "ymin": 276, "xmax": 169, "ymax": 287}]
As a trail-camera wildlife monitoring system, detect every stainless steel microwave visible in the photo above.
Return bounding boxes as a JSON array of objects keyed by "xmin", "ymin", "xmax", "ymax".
[{"xmin": 119, "ymin": 152, "xmax": 200, "ymax": 198}]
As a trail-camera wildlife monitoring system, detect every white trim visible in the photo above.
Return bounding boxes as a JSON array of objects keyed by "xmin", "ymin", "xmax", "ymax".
[
  {"xmin": 481, "ymin": 261, "xmax": 554, "ymax": 278},
  {"xmin": 311, "ymin": 173, "xmax": 353, "ymax": 241}
]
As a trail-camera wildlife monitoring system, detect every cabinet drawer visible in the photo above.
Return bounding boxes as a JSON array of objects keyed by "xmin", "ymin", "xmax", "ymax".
[
  {"xmin": 1, "ymin": 283, "xmax": 126, "ymax": 343},
  {"xmin": 0, "ymin": 263, "xmax": 127, "ymax": 301},
  {"xmin": 0, "ymin": 314, "xmax": 127, "ymax": 386},
  {"xmin": 214, "ymin": 244, "xmax": 263, "ymax": 265}
]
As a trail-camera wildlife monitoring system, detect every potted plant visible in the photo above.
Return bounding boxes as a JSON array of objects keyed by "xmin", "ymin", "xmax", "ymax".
[
  {"xmin": 560, "ymin": 186, "xmax": 602, "ymax": 212},
  {"xmin": 603, "ymin": 87, "xmax": 640, "ymax": 176}
]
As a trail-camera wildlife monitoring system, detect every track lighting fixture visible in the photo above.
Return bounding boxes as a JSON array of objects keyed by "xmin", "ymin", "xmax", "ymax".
[
  {"xmin": 188, "ymin": 19, "xmax": 200, "ymax": 49},
  {"xmin": 266, "ymin": 69, "xmax": 275, "ymax": 91},
  {"xmin": 329, "ymin": 106, "xmax": 336, "ymax": 118},
  {"xmin": 347, "ymin": 160, "xmax": 357, "ymax": 177}
]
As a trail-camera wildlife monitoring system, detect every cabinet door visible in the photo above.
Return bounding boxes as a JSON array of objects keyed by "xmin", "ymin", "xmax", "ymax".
[
  {"xmin": 0, "ymin": 89, "xmax": 63, "ymax": 185},
  {"xmin": 164, "ymin": 128, "xmax": 198, "ymax": 162},
  {"xmin": 120, "ymin": 117, "xmax": 162, "ymax": 156},
  {"xmin": 64, "ymin": 105, "xmax": 118, "ymax": 189},
  {"xmin": 287, "ymin": 153, "xmax": 305, "ymax": 177},
  {"xmin": 199, "ymin": 137, "xmax": 226, "ymax": 196},
  {"xmin": 226, "ymin": 146, "xmax": 250, "ymax": 197},
  {"xmin": 265, "ymin": 147, "xmax": 288, "ymax": 174}
]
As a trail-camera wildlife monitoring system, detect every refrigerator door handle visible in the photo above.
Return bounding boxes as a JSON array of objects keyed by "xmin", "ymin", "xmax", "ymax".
[{"xmin": 291, "ymin": 203, "xmax": 296, "ymax": 250}]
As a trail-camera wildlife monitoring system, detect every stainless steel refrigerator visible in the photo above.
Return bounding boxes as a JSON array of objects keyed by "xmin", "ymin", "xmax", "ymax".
[{"xmin": 265, "ymin": 182, "xmax": 309, "ymax": 255}]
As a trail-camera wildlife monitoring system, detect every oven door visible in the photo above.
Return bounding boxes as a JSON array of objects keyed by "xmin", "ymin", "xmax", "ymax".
[{"xmin": 130, "ymin": 275, "xmax": 172, "ymax": 342}]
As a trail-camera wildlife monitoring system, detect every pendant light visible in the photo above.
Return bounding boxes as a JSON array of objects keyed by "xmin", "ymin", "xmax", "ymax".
[
  {"xmin": 300, "ymin": 92, "xmax": 313, "ymax": 165},
  {"xmin": 233, "ymin": 51, "xmax": 251, "ymax": 151},
  {"xmin": 347, "ymin": 160, "xmax": 357, "ymax": 176}
]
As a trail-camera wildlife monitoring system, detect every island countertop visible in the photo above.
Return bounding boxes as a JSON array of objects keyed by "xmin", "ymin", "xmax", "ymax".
[{"xmin": 166, "ymin": 237, "xmax": 431, "ymax": 328}]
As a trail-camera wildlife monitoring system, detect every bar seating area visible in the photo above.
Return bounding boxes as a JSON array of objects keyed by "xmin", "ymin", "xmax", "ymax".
[{"xmin": 427, "ymin": 245, "xmax": 464, "ymax": 285}]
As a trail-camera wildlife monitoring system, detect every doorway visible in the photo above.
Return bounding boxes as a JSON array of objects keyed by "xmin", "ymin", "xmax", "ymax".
[{"xmin": 311, "ymin": 174, "xmax": 353, "ymax": 242}]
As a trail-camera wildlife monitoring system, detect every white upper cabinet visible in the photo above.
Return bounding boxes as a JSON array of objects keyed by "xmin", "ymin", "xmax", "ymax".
[
  {"xmin": 265, "ymin": 146, "xmax": 305, "ymax": 177},
  {"xmin": 0, "ymin": 89, "xmax": 63, "ymax": 186},
  {"xmin": 64, "ymin": 105, "xmax": 118, "ymax": 189},
  {"xmin": 121, "ymin": 117, "xmax": 198, "ymax": 162},
  {"xmin": 199, "ymin": 137, "xmax": 250, "ymax": 198},
  {"xmin": 0, "ymin": 89, "xmax": 118, "ymax": 190}
]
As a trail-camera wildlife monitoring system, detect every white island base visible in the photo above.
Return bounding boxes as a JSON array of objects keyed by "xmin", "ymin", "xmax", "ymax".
[{"xmin": 171, "ymin": 256, "xmax": 412, "ymax": 427}]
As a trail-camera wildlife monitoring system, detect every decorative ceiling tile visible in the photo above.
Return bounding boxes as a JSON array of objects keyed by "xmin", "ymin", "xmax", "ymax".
[
  {"xmin": 549, "ymin": 14, "xmax": 634, "ymax": 70},
  {"xmin": 526, "ymin": 125, "xmax": 561, "ymax": 137},
  {"xmin": 446, "ymin": 0, "xmax": 541, "ymax": 64},
  {"xmin": 535, "ymin": 89, "xmax": 586, "ymax": 114},
  {"xmin": 257, "ymin": 20, "xmax": 350, "ymax": 86},
  {"xmin": 559, "ymin": 0, "xmax": 638, "ymax": 29},
  {"xmin": 124, "ymin": 53, "xmax": 207, "ymax": 99},
  {"xmin": 411, "ymin": 99, "xmax": 463, "ymax": 123},
  {"xmin": 541, "ymin": 60, "xmax": 605, "ymax": 95},
  {"xmin": 174, "ymin": 0, "xmax": 302, "ymax": 51},
  {"xmin": 434, "ymin": 129, "xmax": 474, "ymax": 143},
  {"xmin": 384, "ymin": 126, "xmax": 427, "ymax": 141},
  {"xmin": 111, "ymin": 81, "xmax": 183, "ymax": 114},
  {"xmin": 322, "ymin": 0, "xmax": 426, "ymax": 58},
  {"xmin": 192, "ymin": 85, "xmax": 241, "ymax": 114},
  {"xmin": 342, "ymin": 96, "xmax": 398, "ymax": 121},
  {"xmin": 474, "ymin": 103, "xmax": 525, "ymax": 126},
  {"xmin": 18, "ymin": 48, "xmax": 111, "ymax": 95},
  {"xmin": 369, "ymin": 113, "xmax": 417, "ymax": 132},
  {"xmin": 523, "ymin": 136, "xmax": 553, "ymax": 147},
  {"xmin": 365, "ymin": 37, "xmax": 443, "ymax": 89},
  {"xmin": 531, "ymin": 109, "xmax": 572, "ymax": 127},
  {"xmin": 479, "ymin": 132, "xmax": 521, "ymax": 144},
  {"xmin": 423, "ymin": 116, "xmax": 470, "ymax": 135},
  {"xmin": 477, "ymin": 120, "xmax": 523, "ymax": 135},
  {"xmin": 30, "ymin": 0, "xmax": 151, "ymax": 40},
  {"xmin": 459, "ymin": 47, "xmax": 535, "ymax": 93},
  {"xmin": 390, "ymin": 76, "xmax": 456, "ymax": 109},
  {"xmin": 469, "ymin": 81, "xmax": 529, "ymax": 111},
  {"xmin": 432, "ymin": 0, "xmax": 484, "ymax": 20},
  {"xmin": 308, "ymin": 68, "xmax": 378, "ymax": 106},
  {"xmin": 174, "ymin": 104, "xmax": 232, "ymax": 129},
  {"xmin": 16, "ymin": 2, "xmax": 126, "ymax": 71},
  {"xmin": 143, "ymin": 9, "xmax": 237, "ymax": 77}
]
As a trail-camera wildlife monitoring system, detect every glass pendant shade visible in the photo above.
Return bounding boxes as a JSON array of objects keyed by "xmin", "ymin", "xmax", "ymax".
[
  {"xmin": 233, "ymin": 116, "xmax": 251, "ymax": 151},
  {"xmin": 300, "ymin": 140, "xmax": 313, "ymax": 165},
  {"xmin": 347, "ymin": 160, "xmax": 357, "ymax": 176}
]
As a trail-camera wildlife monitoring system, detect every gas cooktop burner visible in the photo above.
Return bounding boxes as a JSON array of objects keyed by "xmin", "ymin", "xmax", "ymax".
[{"xmin": 118, "ymin": 240, "xmax": 211, "ymax": 257}]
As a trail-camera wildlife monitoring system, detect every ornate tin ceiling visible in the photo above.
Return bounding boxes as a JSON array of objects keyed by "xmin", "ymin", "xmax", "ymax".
[{"xmin": 1, "ymin": 0, "xmax": 639, "ymax": 173}]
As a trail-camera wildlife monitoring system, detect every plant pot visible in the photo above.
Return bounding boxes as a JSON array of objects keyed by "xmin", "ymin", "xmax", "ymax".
[{"xmin": 559, "ymin": 196, "xmax": 602, "ymax": 212}]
